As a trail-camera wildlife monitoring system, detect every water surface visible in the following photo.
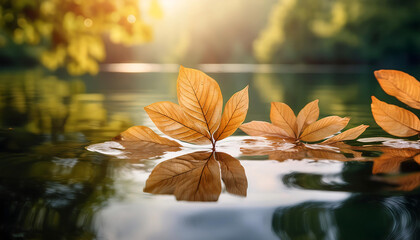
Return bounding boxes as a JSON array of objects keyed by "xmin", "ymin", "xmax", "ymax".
[{"xmin": 1, "ymin": 67, "xmax": 420, "ymax": 239}]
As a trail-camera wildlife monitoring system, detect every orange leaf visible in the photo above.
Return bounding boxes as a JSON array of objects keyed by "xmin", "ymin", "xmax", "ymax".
[
  {"xmin": 214, "ymin": 86, "xmax": 249, "ymax": 141},
  {"xmin": 322, "ymin": 125, "xmax": 369, "ymax": 144},
  {"xmin": 239, "ymin": 121, "xmax": 291, "ymax": 138},
  {"xmin": 415, "ymin": 155, "xmax": 420, "ymax": 164},
  {"xmin": 177, "ymin": 66, "xmax": 223, "ymax": 137},
  {"xmin": 371, "ymin": 96, "xmax": 420, "ymax": 137},
  {"xmin": 216, "ymin": 152, "xmax": 247, "ymax": 196},
  {"xmin": 372, "ymin": 155, "xmax": 406, "ymax": 174},
  {"xmin": 145, "ymin": 101, "xmax": 211, "ymax": 144},
  {"xmin": 113, "ymin": 126, "xmax": 181, "ymax": 147},
  {"xmin": 270, "ymin": 102, "xmax": 298, "ymax": 138},
  {"xmin": 300, "ymin": 116, "xmax": 349, "ymax": 142},
  {"xmin": 144, "ymin": 152, "xmax": 221, "ymax": 201},
  {"xmin": 375, "ymin": 70, "xmax": 420, "ymax": 109},
  {"xmin": 296, "ymin": 99, "xmax": 319, "ymax": 136}
]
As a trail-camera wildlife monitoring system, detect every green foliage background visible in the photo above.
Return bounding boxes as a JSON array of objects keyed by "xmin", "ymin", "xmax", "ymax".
[
  {"xmin": 254, "ymin": 0, "xmax": 420, "ymax": 65},
  {"xmin": 0, "ymin": 0, "xmax": 419, "ymax": 74}
]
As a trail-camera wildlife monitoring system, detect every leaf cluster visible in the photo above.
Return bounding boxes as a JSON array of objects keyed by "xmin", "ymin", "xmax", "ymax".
[
  {"xmin": 371, "ymin": 70, "xmax": 420, "ymax": 137},
  {"xmin": 240, "ymin": 100, "xmax": 368, "ymax": 144},
  {"xmin": 115, "ymin": 66, "xmax": 249, "ymax": 149}
]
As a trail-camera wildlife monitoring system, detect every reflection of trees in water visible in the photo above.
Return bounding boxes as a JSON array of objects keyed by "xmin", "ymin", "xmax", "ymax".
[
  {"xmin": 0, "ymin": 70, "xmax": 132, "ymax": 139},
  {"xmin": 272, "ymin": 148, "xmax": 420, "ymax": 239},
  {"xmin": 0, "ymin": 141, "xmax": 110, "ymax": 238},
  {"xmin": 0, "ymin": 137, "xmax": 160, "ymax": 238},
  {"xmin": 250, "ymin": 72, "xmax": 376, "ymax": 127},
  {"xmin": 272, "ymin": 194, "xmax": 420, "ymax": 240}
]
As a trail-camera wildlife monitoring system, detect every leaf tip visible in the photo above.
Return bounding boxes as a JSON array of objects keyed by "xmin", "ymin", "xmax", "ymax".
[
  {"xmin": 371, "ymin": 96, "xmax": 379, "ymax": 102},
  {"xmin": 112, "ymin": 135, "xmax": 122, "ymax": 141},
  {"xmin": 373, "ymin": 70, "xmax": 383, "ymax": 79}
]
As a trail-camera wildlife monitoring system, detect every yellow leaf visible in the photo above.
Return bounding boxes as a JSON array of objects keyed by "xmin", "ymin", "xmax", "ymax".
[
  {"xmin": 144, "ymin": 152, "xmax": 221, "ymax": 201},
  {"xmin": 177, "ymin": 66, "xmax": 223, "ymax": 137},
  {"xmin": 296, "ymin": 99, "xmax": 319, "ymax": 136},
  {"xmin": 371, "ymin": 96, "xmax": 420, "ymax": 137},
  {"xmin": 239, "ymin": 121, "xmax": 292, "ymax": 138},
  {"xmin": 214, "ymin": 86, "xmax": 249, "ymax": 141},
  {"xmin": 145, "ymin": 101, "xmax": 211, "ymax": 144},
  {"xmin": 270, "ymin": 102, "xmax": 298, "ymax": 138},
  {"xmin": 375, "ymin": 70, "xmax": 420, "ymax": 109},
  {"xmin": 300, "ymin": 116, "xmax": 349, "ymax": 142},
  {"xmin": 322, "ymin": 125, "xmax": 369, "ymax": 144},
  {"xmin": 113, "ymin": 126, "xmax": 181, "ymax": 147},
  {"xmin": 216, "ymin": 152, "xmax": 247, "ymax": 196}
]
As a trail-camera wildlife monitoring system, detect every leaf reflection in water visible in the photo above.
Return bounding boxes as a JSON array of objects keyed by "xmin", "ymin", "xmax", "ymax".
[
  {"xmin": 371, "ymin": 148, "xmax": 420, "ymax": 174},
  {"xmin": 355, "ymin": 141, "xmax": 420, "ymax": 191},
  {"xmin": 367, "ymin": 147, "xmax": 420, "ymax": 191},
  {"xmin": 240, "ymin": 138, "xmax": 365, "ymax": 162},
  {"xmin": 144, "ymin": 151, "xmax": 247, "ymax": 201}
]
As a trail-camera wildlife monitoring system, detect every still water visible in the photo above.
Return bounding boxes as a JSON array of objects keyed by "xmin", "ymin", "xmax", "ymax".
[{"xmin": 1, "ymin": 67, "xmax": 420, "ymax": 239}]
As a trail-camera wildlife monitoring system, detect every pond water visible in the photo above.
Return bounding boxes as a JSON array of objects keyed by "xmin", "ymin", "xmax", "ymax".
[{"xmin": 1, "ymin": 66, "xmax": 420, "ymax": 239}]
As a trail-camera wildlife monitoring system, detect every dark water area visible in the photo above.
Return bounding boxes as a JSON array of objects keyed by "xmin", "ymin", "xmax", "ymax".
[{"xmin": 1, "ymin": 67, "xmax": 420, "ymax": 239}]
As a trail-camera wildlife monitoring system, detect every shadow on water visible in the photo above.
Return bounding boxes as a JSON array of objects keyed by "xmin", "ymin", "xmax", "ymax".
[{"xmin": 272, "ymin": 193, "xmax": 420, "ymax": 240}]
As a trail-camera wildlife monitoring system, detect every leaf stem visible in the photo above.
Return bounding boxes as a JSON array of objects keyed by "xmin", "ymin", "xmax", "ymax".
[{"xmin": 211, "ymin": 140, "xmax": 216, "ymax": 152}]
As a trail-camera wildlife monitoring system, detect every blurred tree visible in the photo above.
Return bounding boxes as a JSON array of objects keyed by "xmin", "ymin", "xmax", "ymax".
[
  {"xmin": 254, "ymin": 0, "xmax": 420, "ymax": 65},
  {"xmin": 0, "ymin": 0, "xmax": 161, "ymax": 75}
]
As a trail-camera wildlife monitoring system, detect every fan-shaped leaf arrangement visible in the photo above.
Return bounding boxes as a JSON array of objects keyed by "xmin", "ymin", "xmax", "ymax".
[
  {"xmin": 115, "ymin": 66, "xmax": 249, "ymax": 149},
  {"xmin": 371, "ymin": 70, "xmax": 420, "ymax": 137},
  {"xmin": 240, "ymin": 99, "xmax": 368, "ymax": 144}
]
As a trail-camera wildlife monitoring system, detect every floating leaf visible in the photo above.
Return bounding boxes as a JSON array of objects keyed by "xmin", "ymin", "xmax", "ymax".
[
  {"xmin": 145, "ymin": 101, "xmax": 211, "ymax": 144},
  {"xmin": 214, "ymin": 86, "xmax": 249, "ymax": 141},
  {"xmin": 371, "ymin": 96, "xmax": 420, "ymax": 137},
  {"xmin": 86, "ymin": 141, "xmax": 181, "ymax": 160},
  {"xmin": 375, "ymin": 70, "xmax": 420, "ymax": 109},
  {"xmin": 241, "ymin": 100, "xmax": 364, "ymax": 144},
  {"xmin": 322, "ymin": 125, "xmax": 369, "ymax": 144},
  {"xmin": 113, "ymin": 126, "xmax": 181, "ymax": 147},
  {"xmin": 144, "ymin": 152, "xmax": 221, "ymax": 201},
  {"xmin": 177, "ymin": 66, "xmax": 223, "ymax": 137},
  {"xmin": 270, "ymin": 102, "xmax": 298, "ymax": 138},
  {"xmin": 216, "ymin": 152, "xmax": 248, "ymax": 196},
  {"xmin": 300, "ymin": 116, "xmax": 350, "ymax": 142},
  {"xmin": 239, "ymin": 121, "xmax": 291, "ymax": 138},
  {"xmin": 116, "ymin": 141, "xmax": 181, "ymax": 160},
  {"xmin": 296, "ymin": 99, "xmax": 319, "ymax": 136}
]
